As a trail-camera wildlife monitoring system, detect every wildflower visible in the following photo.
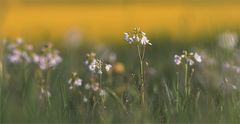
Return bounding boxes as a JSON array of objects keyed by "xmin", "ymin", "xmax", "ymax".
[
  {"xmin": 32, "ymin": 53, "xmax": 40, "ymax": 63},
  {"xmin": 123, "ymin": 27, "xmax": 151, "ymax": 105},
  {"xmin": 74, "ymin": 78, "xmax": 82, "ymax": 86},
  {"xmin": 140, "ymin": 35, "xmax": 151, "ymax": 45},
  {"xmin": 83, "ymin": 96, "xmax": 88, "ymax": 103},
  {"xmin": 99, "ymin": 89, "xmax": 106, "ymax": 96},
  {"xmin": 68, "ymin": 72, "xmax": 82, "ymax": 90},
  {"xmin": 34, "ymin": 44, "xmax": 62, "ymax": 70},
  {"xmin": 187, "ymin": 58, "xmax": 195, "ymax": 66},
  {"xmin": 194, "ymin": 53, "xmax": 202, "ymax": 63},
  {"xmin": 7, "ymin": 38, "xmax": 33, "ymax": 64},
  {"xmin": 105, "ymin": 64, "xmax": 112, "ymax": 72},
  {"xmin": 124, "ymin": 33, "xmax": 132, "ymax": 44},
  {"xmin": 85, "ymin": 52, "xmax": 105, "ymax": 74},
  {"xmin": 124, "ymin": 27, "xmax": 151, "ymax": 45},
  {"xmin": 97, "ymin": 70, "xmax": 103, "ymax": 75},
  {"xmin": 174, "ymin": 50, "xmax": 202, "ymax": 66},
  {"xmin": 85, "ymin": 83, "xmax": 91, "ymax": 90},
  {"xmin": 91, "ymin": 83, "xmax": 100, "ymax": 91},
  {"xmin": 174, "ymin": 55, "xmax": 182, "ymax": 65}
]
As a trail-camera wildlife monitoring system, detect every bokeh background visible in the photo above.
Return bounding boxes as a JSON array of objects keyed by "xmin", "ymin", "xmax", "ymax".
[
  {"xmin": 2, "ymin": 0, "xmax": 240, "ymax": 123},
  {"xmin": 1, "ymin": 0, "xmax": 240, "ymax": 43}
]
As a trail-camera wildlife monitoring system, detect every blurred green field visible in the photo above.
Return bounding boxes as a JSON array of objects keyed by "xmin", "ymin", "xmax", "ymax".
[{"xmin": 1, "ymin": 30, "xmax": 240, "ymax": 123}]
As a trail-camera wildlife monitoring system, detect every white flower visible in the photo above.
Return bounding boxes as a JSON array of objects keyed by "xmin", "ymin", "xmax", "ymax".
[
  {"xmin": 140, "ymin": 36, "xmax": 151, "ymax": 45},
  {"xmin": 92, "ymin": 83, "xmax": 99, "ymax": 91},
  {"xmin": 47, "ymin": 91, "xmax": 51, "ymax": 97},
  {"xmin": 39, "ymin": 57, "xmax": 48, "ymax": 70},
  {"xmin": 49, "ymin": 54, "xmax": 62, "ymax": 67},
  {"xmin": 174, "ymin": 51, "xmax": 202, "ymax": 66},
  {"xmin": 89, "ymin": 64, "xmax": 96, "ymax": 72},
  {"xmin": 187, "ymin": 59, "xmax": 195, "ymax": 66},
  {"xmin": 88, "ymin": 59, "xmax": 97, "ymax": 72},
  {"xmin": 84, "ymin": 60, "xmax": 89, "ymax": 65},
  {"xmin": 124, "ymin": 28, "xmax": 151, "ymax": 45},
  {"xmin": 85, "ymin": 83, "xmax": 91, "ymax": 90},
  {"xmin": 124, "ymin": 33, "xmax": 130, "ymax": 42},
  {"xmin": 99, "ymin": 89, "xmax": 106, "ymax": 96},
  {"xmin": 83, "ymin": 96, "xmax": 88, "ymax": 102},
  {"xmin": 34, "ymin": 48, "xmax": 62, "ymax": 70},
  {"xmin": 8, "ymin": 54, "xmax": 21, "ymax": 63},
  {"xmin": 22, "ymin": 51, "xmax": 31, "ymax": 63},
  {"xmin": 105, "ymin": 64, "xmax": 112, "ymax": 72},
  {"xmin": 69, "ymin": 86, "xmax": 73, "ymax": 90},
  {"xmin": 135, "ymin": 36, "xmax": 140, "ymax": 42},
  {"xmin": 174, "ymin": 55, "xmax": 182, "ymax": 65},
  {"xmin": 98, "ymin": 70, "xmax": 103, "ymax": 75},
  {"xmin": 194, "ymin": 53, "xmax": 202, "ymax": 63},
  {"xmin": 68, "ymin": 79, "xmax": 72, "ymax": 84},
  {"xmin": 74, "ymin": 78, "xmax": 82, "ymax": 86},
  {"xmin": 32, "ymin": 54, "xmax": 40, "ymax": 63},
  {"xmin": 129, "ymin": 38, "xmax": 134, "ymax": 43}
]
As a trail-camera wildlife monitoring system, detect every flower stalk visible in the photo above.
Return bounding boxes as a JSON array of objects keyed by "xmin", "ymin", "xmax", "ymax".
[
  {"xmin": 124, "ymin": 27, "xmax": 151, "ymax": 106},
  {"xmin": 137, "ymin": 45, "xmax": 145, "ymax": 105},
  {"xmin": 174, "ymin": 50, "xmax": 202, "ymax": 97},
  {"xmin": 184, "ymin": 63, "xmax": 188, "ymax": 96}
]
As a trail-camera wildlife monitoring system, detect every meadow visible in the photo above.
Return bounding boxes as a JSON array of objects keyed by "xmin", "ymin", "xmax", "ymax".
[{"xmin": 1, "ymin": 27, "xmax": 240, "ymax": 123}]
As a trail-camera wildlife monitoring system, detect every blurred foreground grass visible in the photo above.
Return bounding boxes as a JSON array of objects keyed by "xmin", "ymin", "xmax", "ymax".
[{"xmin": 1, "ymin": 31, "xmax": 240, "ymax": 123}]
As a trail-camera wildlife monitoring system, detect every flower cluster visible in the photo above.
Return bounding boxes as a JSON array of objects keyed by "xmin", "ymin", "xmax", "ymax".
[
  {"xmin": 7, "ymin": 39, "xmax": 62, "ymax": 70},
  {"xmin": 174, "ymin": 51, "xmax": 202, "ymax": 66},
  {"xmin": 68, "ymin": 72, "xmax": 83, "ymax": 90},
  {"xmin": 85, "ymin": 52, "xmax": 112, "ymax": 74},
  {"xmin": 7, "ymin": 38, "xmax": 33, "ymax": 64},
  {"xmin": 67, "ymin": 71, "xmax": 106, "ymax": 93},
  {"xmin": 33, "ymin": 44, "xmax": 62, "ymax": 70},
  {"xmin": 124, "ymin": 27, "xmax": 151, "ymax": 45}
]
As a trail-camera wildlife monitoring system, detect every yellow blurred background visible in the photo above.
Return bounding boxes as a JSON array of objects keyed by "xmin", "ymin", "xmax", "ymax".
[{"xmin": 0, "ymin": 0, "xmax": 240, "ymax": 42}]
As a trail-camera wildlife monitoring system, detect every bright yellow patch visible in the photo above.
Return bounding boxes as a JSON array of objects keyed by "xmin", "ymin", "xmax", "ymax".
[{"xmin": 1, "ymin": 4, "xmax": 240, "ymax": 41}]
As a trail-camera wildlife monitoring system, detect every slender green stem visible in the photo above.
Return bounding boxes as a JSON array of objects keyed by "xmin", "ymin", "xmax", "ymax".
[
  {"xmin": 176, "ymin": 72, "xmax": 180, "ymax": 112},
  {"xmin": 22, "ymin": 63, "xmax": 28, "ymax": 100},
  {"xmin": 46, "ymin": 69, "xmax": 51, "ymax": 107},
  {"xmin": 137, "ymin": 45, "xmax": 145, "ymax": 106},
  {"xmin": 187, "ymin": 69, "xmax": 194, "ymax": 96},
  {"xmin": 184, "ymin": 64, "xmax": 188, "ymax": 96},
  {"xmin": 99, "ymin": 73, "xmax": 102, "ymax": 88}
]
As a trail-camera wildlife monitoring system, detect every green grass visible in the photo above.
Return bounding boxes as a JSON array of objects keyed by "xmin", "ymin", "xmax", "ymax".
[{"xmin": 1, "ymin": 34, "xmax": 240, "ymax": 123}]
